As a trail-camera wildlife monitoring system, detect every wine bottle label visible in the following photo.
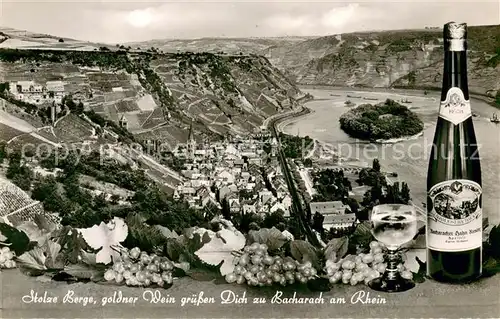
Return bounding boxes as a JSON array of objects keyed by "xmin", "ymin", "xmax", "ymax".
[
  {"xmin": 438, "ymin": 87, "xmax": 471, "ymax": 125},
  {"xmin": 427, "ymin": 179, "xmax": 482, "ymax": 251}
]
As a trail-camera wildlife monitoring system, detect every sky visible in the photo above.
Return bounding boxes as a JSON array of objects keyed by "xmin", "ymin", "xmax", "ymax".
[{"xmin": 0, "ymin": 0, "xmax": 499, "ymax": 44}]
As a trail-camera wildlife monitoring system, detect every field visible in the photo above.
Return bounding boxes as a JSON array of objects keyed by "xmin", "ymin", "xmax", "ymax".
[
  {"xmin": 53, "ymin": 114, "xmax": 95, "ymax": 143},
  {"xmin": 0, "ymin": 122, "xmax": 24, "ymax": 141}
]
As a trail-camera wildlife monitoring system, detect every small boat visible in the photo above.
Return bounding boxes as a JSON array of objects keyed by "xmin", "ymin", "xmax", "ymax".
[
  {"xmin": 363, "ymin": 97, "xmax": 378, "ymax": 101},
  {"xmin": 490, "ymin": 113, "xmax": 500, "ymax": 123},
  {"xmin": 472, "ymin": 112, "xmax": 479, "ymax": 117},
  {"xmin": 400, "ymin": 98, "xmax": 412, "ymax": 104},
  {"xmin": 346, "ymin": 94, "xmax": 362, "ymax": 98}
]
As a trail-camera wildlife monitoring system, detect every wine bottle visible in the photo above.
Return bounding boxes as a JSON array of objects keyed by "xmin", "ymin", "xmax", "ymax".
[{"xmin": 426, "ymin": 22, "xmax": 482, "ymax": 282}]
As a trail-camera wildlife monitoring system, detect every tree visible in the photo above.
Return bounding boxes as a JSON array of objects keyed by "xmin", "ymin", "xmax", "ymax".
[
  {"xmin": 400, "ymin": 182, "xmax": 411, "ymax": 204},
  {"xmin": 0, "ymin": 141, "xmax": 6, "ymax": 163},
  {"xmin": 312, "ymin": 212, "xmax": 325, "ymax": 234},
  {"xmin": 303, "ymin": 158, "xmax": 313, "ymax": 167},
  {"xmin": 221, "ymin": 198, "xmax": 231, "ymax": 220},
  {"xmin": 372, "ymin": 158, "xmax": 381, "ymax": 172},
  {"xmin": 263, "ymin": 210, "xmax": 286, "ymax": 229}
]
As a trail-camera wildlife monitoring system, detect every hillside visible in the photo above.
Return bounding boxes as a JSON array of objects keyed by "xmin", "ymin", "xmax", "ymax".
[
  {"xmin": 127, "ymin": 25, "xmax": 500, "ymax": 97},
  {"xmin": 264, "ymin": 25, "xmax": 500, "ymax": 96},
  {"xmin": 0, "ymin": 48, "xmax": 302, "ymax": 143}
]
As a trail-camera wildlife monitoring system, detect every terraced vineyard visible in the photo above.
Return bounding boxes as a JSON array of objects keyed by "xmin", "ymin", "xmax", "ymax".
[{"xmin": 0, "ymin": 48, "xmax": 303, "ymax": 148}]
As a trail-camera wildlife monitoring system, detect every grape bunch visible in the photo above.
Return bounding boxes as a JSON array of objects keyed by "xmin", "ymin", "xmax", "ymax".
[
  {"xmin": 104, "ymin": 247, "xmax": 175, "ymax": 287},
  {"xmin": 225, "ymin": 243, "xmax": 317, "ymax": 287},
  {"xmin": 324, "ymin": 241, "xmax": 413, "ymax": 286},
  {"xmin": 0, "ymin": 246, "xmax": 16, "ymax": 269}
]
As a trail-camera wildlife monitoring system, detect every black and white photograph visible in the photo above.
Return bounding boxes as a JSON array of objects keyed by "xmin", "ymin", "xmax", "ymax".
[{"xmin": 0, "ymin": 0, "xmax": 499, "ymax": 317}]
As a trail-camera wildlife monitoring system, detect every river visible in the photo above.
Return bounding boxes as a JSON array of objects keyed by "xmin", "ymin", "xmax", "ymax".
[{"xmin": 283, "ymin": 87, "xmax": 500, "ymax": 225}]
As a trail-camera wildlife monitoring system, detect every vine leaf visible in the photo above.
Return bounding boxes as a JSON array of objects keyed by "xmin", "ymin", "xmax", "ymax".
[
  {"xmin": 290, "ymin": 240, "xmax": 320, "ymax": 269},
  {"xmin": 0, "ymin": 222, "xmax": 31, "ymax": 255},
  {"xmin": 195, "ymin": 229, "xmax": 245, "ymax": 276},
  {"xmin": 248, "ymin": 227, "xmax": 288, "ymax": 251},
  {"xmin": 77, "ymin": 217, "xmax": 128, "ymax": 264},
  {"xmin": 324, "ymin": 237, "xmax": 349, "ymax": 262}
]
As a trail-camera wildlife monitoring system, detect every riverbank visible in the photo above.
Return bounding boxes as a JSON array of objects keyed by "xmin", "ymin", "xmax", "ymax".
[{"xmin": 299, "ymin": 84, "xmax": 499, "ymax": 110}]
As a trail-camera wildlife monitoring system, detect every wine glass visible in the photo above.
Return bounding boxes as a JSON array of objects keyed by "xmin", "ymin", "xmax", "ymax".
[{"xmin": 368, "ymin": 204, "xmax": 417, "ymax": 293}]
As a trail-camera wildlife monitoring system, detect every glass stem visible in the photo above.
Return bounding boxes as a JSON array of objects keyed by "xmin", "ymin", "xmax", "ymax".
[{"xmin": 385, "ymin": 249, "xmax": 400, "ymax": 281}]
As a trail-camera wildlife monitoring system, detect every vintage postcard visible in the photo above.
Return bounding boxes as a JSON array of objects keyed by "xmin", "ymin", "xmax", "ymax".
[{"xmin": 0, "ymin": 0, "xmax": 499, "ymax": 318}]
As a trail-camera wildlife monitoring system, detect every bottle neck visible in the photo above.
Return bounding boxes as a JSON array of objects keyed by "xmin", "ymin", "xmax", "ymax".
[{"xmin": 441, "ymin": 47, "xmax": 469, "ymax": 100}]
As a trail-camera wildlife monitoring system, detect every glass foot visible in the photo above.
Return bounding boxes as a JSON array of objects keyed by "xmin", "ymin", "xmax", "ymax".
[{"xmin": 368, "ymin": 276, "xmax": 415, "ymax": 293}]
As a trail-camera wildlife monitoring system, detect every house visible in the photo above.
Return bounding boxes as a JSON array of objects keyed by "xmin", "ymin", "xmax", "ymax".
[
  {"xmin": 219, "ymin": 185, "xmax": 231, "ymax": 200},
  {"xmin": 309, "ymin": 201, "xmax": 349, "ymax": 215},
  {"xmin": 218, "ymin": 170, "xmax": 235, "ymax": 183},
  {"xmin": 242, "ymin": 203, "xmax": 257, "ymax": 215},
  {"xmin": 229, "ymin": 198, "xmax": 241, "ymax": 213},
  {"xmin": 322, "ymin": 213, "xmax": 357, "ymax": 230},
  {"xmin": 259, "ymin": 190, "xmax": 273, "ymax": 205}
]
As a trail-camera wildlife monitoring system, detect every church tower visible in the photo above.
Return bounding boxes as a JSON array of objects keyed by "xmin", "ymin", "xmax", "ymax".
[
  {"xmin": 119, "ymin": 114, "xmax": 128, "ymax": 130},
  {"xmin": 187, "ymin": 119, "xmax": 195, "ymax": 161}
]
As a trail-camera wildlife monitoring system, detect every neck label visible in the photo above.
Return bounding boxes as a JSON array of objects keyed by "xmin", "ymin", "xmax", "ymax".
[{"xmin": 439, "ymin": 87, "xmax": 471, "ymax": 125}]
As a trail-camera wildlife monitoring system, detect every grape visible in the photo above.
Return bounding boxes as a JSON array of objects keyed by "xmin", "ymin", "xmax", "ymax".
[
  {"xmin": 3, "ymin": 260, "xmax": 16, "ymax": 268},
  {"xmin": 273, "ymin": 256, "xmax": 283, "ymax": 265},
  {"xmin": 250, "ymin": 243, "xmax": 260, "ymax": 251},
  {"xmin": 374, "ymin": 263, "xmax": 386, "ymax": 274},
  {"xmin": 350, "ymin": 277, "xmax": 359, "ymax": 286},
  {"xmin": 113, "ymin": 261, "xmax": 125, "ymax": 274},
  {"xmin": 369, "ymin": 241, "xmax": 380, "ymax": 250},
  {"xmin": 136, "ymin": 271, "xmax": 147, "ymax": 282},
  {"xmin": 249, "ymin": 265, "xmax": 259, "ymax": 274},
  {"xmin": 302, "ymin": 268, "xmax": 312, "ymax": 277},
  {"xmin": 309, "ymin": 268, "xmax": 317, "ymax": 277},
  {"xmin": 0, "ymin": 255, "xmax": 6, "ymax": 264},
  {"xmin": 3, "ymin": 251, "xmax": 13, "ymax": 260},
  {"xmin": 295, "ymin": 272, "xmax": 304, "ymax": 281},
  {"xmin": 244, "ymin": 246, "xmax": 252, "ymax": 253},
  {"xmin": 287, "ymin": 278, "xmax": 295, "ymax": 285},
  {"xmin": 225, "ymin": 273, "xmax": 237, "ymax": 283},
  {"xmin": 263, "ymin": 255, "xmax": 274, "ymax": 265},
  {"xmin": 104, "ymin": 269, "xmax": 116, "ymax": 281},
  {"xmin": 123, "ymin": 270, "xmax": 132, "ymax": 279},
  {"xmin": 354, "ymin": 256, "xmax": 362, "ymax": 263},
  {"xmin": 371, "ymin": 247, "xmax": 383, "ymax": 255},
  {"xmin": 147, "ymin": 264, "xmax": 159, "ymax": 273},
  {"xmin": 397, "ymin": 264, "xmax": 405, "ymax": 272},
  {"xmin": 115, "ymin": 273, "xmax": 124, "ymax": 283},
  {"xmin": 265, "ymin": 269, "xmax": 274, "ymax": 278},
  {"xmin": 161, "ymin": 272, "xmax": 173, "ymax": 284},
  {"xmin": 279, "ymin": 277, "xmax": 287, "ymax": 286},
  {"xmin": 329, "ymin": 272, "xmax": 342, "ymax": 284},
  {"xmin": 243, "ymin": 271, "xmax": 253, "ymax": 280},
  {"xmin": 152, "ymin": 273, "xmax": 162, "ymax": 283},
  {"xmin": 236, "ymin": 275, "xmax": 245, "ymax": 284},
  {"xmin": 1, "ymin": 247, "xmax": 10, "ymax": 254},
  {"xmin": 129, "ymin": 264, "xmax": 140, "ymax": 273},
  {"xmin": 140, "ymin": 253, "xmax": 151, "ymax": 265},
  {"xmin": 341, "ymin": 260, "xmax": 355, "ymax": 270},
  {"xmin": 269, "ymin": 264, "xmax": 280, "ymax": 272},
  {"xmin": 256, "ymin": 271, "xmax": 267, "ymax": 283},
  {"xmin": 234, "ymin": 265, "xmax": 244, "ymax": 275},
  {"xmin": 273, "ymin": 273, "xmax": 282, "ymax": 282},
  {"xmin": 266, "ymin": 278, "xmax": 273, "ymax": 286},
  {"xmin": 239, "ymin": 254, "xmax": 250, "ymax": 266},
  {"xmin": 401, "ymin": 271, "xmax": 413, "ymax": 280},
  {"xmin": 143, "ymin": 279, "xmax": 151, "ymax": 286},
  {"xmin": 373, "ymin": 253, "xmax": 385, "ymax": 264},
  {"xmin": 362, "ymin": 254, "xmax": 374, "ymax": 264},
  {"xmin": 129, "ymin": 247, "xmax": 141, "ymax": 259},
  {"xmin": 160, "ymin": 260, "xmax": 174, "ymax": 271}
]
